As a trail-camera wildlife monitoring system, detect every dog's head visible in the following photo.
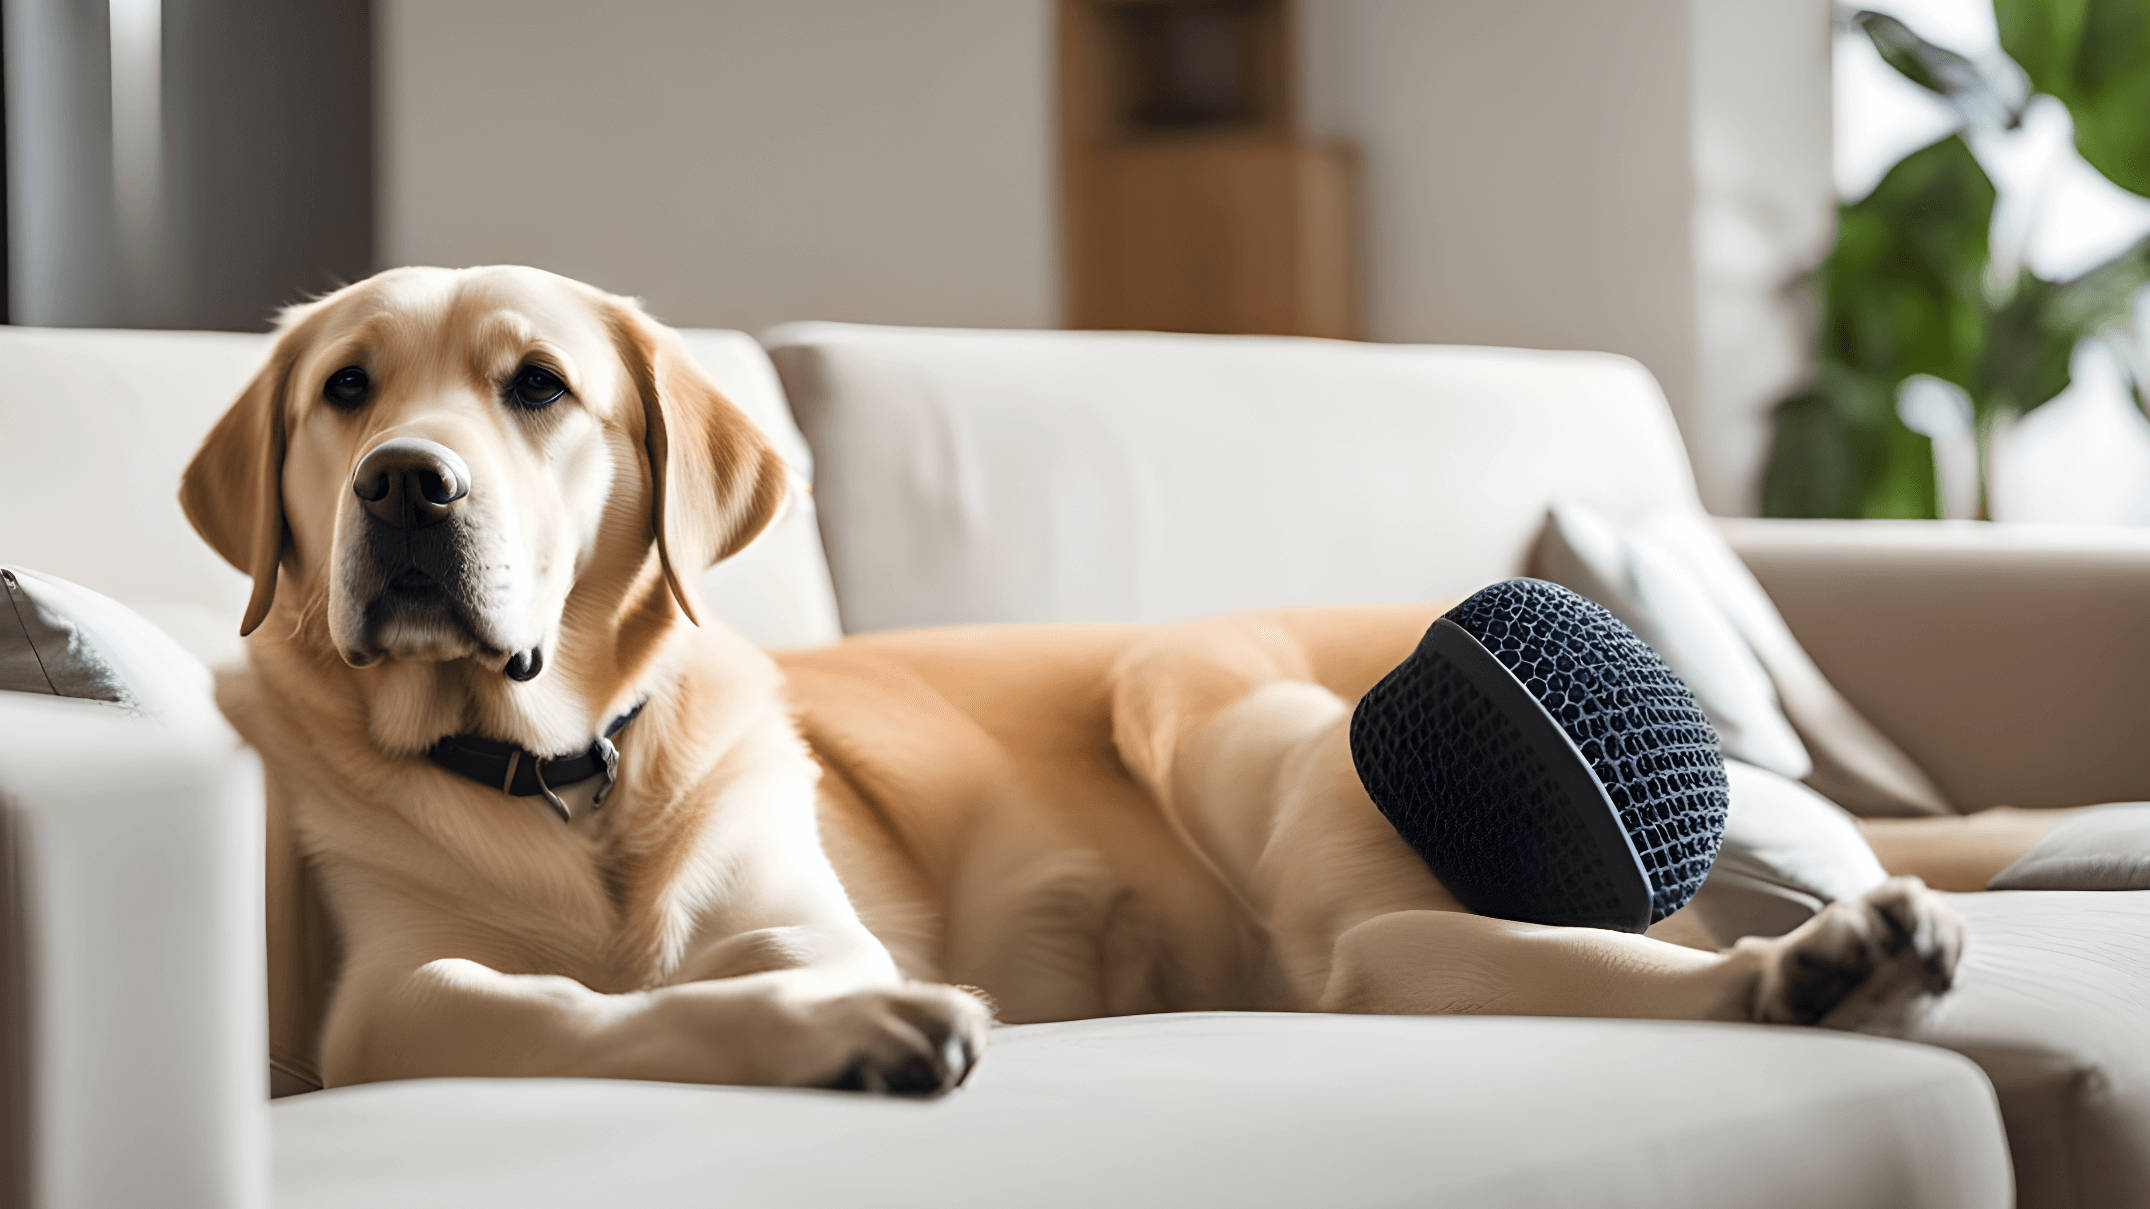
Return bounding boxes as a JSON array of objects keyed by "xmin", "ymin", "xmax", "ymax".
[{"xmin": 182, "ymin": 266, "xmax": 787, "ymax": 750}]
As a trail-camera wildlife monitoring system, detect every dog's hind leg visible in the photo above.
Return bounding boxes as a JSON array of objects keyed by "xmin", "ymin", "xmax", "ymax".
[
  {"xmin": 1135, "ymin": 653, "xmax": 1964, "ymax": 1032},
  {"xmin": 1318, "ymin": 878, "xmax": 1961, "ymax": 1029}
]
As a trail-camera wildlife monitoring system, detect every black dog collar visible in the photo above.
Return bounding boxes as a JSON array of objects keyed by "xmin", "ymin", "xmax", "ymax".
[{"xmin": 426, "ymin": 703, "xmax": 645, "ymax": 824}]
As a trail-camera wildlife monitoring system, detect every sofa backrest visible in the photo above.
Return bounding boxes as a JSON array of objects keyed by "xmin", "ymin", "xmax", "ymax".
[
  {"xmin": 0, "ymin": 325, "xmax": 840, "ymax": 662},
  {"xmin": 764, "ymin": 323, "xmax": 1702, "ymax": 633}
]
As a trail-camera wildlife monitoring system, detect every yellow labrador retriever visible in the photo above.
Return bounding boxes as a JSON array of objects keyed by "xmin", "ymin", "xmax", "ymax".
[{"xmin": 187, "ymin": 266, "xmax": 1964, "ymax": 1095}]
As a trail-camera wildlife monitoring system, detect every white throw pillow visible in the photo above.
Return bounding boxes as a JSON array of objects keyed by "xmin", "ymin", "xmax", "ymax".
[
  {"xmin": 1534, "ymin": 501, "xmax": 1953, "ymax": 817},
  {"xmin": 1628, "ymin": 509, "xmax": 1952, "ymax": 817},
  {"xmin": 1685, "ymin": 759, "xmax": 1890, "ymax": 942},
  {"xmin": 1534, "ymin": 501, "xmax": 1812, "ymax": 779}
]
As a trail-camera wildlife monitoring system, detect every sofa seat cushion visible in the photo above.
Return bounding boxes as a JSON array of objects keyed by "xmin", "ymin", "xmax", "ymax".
[
  {"xmin": 274, "ymin": 1012, "xmax": 2005, "ymax": 1209},
  {"xmin": 1912, "ymin": 891, "xmax": 2150, "ymax": 1209}
]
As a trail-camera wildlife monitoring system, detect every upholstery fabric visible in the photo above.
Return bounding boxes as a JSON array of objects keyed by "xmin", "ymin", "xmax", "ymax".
[
  {"xmin": 1989, "ymin": 803, "xmax": 2150, "ymax": 891},
  {"xmin": 1914, "ymin": 891, "xmax": 2150, "ymax": 1209},
  {"xmin": 1720, "ymin": 518, "xmax": 2150, "ymax": 812},
  {"xmin": 0, "ymin": 326, "xmax": 841, "ymax": 657},
  {"xmin": 1685, "ymin": 760, "xmax": 1890, "ymax": 943},
  {"xmin": 273, "ymin": 1013, "xmax": 2008, "ymax": 1209},
  {"xmin": 764, "ymin": 323, "xmax": 1701, "ymax": 633},
  {"xmin": 0, "ymin": 692, "xmax": 268, "ymax": 1209},
  {"xmin": 1538, "ymin": 504, "xmax": 1950, "ymax": 817},
  {"xmin": 1534, "ymin": 500, "xmax": 1811, "ymax": 779},
  {"xmin": 1641, "ymin": 512, "xmax": 1953, "ymax": 817},
  {"xmin": 2, "ymin": 568, "xmax": 129, "ymax": 703},
  {"xmin": 0, "ymin": 328, "xmax": 267, "ymax": 662}
]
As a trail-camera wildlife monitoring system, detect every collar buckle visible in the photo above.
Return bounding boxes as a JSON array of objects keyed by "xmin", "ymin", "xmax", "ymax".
[{"xmin": 591, "ymin": 734, "xmax": 622, "ymax": 809}]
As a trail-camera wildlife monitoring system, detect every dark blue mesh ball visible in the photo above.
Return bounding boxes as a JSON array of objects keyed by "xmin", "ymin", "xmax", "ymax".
[{"xmin": 1348, "ymin": 578, "xmax": 1727, "ymax": 931}]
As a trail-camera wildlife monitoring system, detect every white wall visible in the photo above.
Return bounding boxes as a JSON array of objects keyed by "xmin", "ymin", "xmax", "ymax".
[
  {"xmin": 1302, "ymin": 0, "xmax": 1832, "ymax": 515},
  {"xmin": 1689, "ymin": 0, "xmax": 1835, "ymax": 516},
  {"xmin": 1301, "ymin": 0, "xmax": 1697, "ymax": 399},
  {"xmin": 377, "ymin": 0, "xmax": 1060, "ymax": 333},
  {"xmin": 378, "ymin": 0, "xmax": 1830, "ymax": 513}
]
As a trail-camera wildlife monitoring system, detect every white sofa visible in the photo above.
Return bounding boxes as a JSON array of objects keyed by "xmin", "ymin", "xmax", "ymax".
[{"xmin": 6, "ymin": 320, "xmax": 2150, "ymax": 1208}]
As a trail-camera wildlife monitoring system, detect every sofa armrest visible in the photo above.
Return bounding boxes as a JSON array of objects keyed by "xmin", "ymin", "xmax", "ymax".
[
  {"xmin": 1719, "ymin": 518, "xmax": 2150, "ymax": 813},
  {"xmin": 0, "ymin": 696, "xmax": 266, "ymax": 1209}
]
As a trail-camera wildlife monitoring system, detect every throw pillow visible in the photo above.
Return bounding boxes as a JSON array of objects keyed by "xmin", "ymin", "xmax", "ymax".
[
  {"xmin": 1684, "ymin": 759, "xmax": 1891, "ymax": 942},
  {"xmin": 1988, "ymin": 803, "xmax": 2150, "ymax": 890},
  {"xmin": 1629, "ymin": 510, "xmax": 1952, "ymax": 817},
  {"xmin": 1533, "ymin": 502, "xmax": 1954, "ymax": 817},
  {"xmin": 1534, "ymin": 501, "xmax": 1812, "ymax": 779},
  {"xmin": 1, "ymin": 565, "xmax": 221, "ymax": 727}
]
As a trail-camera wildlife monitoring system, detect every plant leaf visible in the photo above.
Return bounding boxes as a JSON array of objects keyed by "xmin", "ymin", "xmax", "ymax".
[
  {"xmin": 1823, "ymin": 137, "xmax": 1994, "ymax": 384},
  {"xmin": 1997, "ymin": 0, "xmax": 2150, "ymax": 196},
  {"xmin": 1855, "ymin": 9, "xmax": 2027, "ymax": 130},
  {"xmin": 1764, "ymin": 139, "xmax": 1989, "ymax": 520}
]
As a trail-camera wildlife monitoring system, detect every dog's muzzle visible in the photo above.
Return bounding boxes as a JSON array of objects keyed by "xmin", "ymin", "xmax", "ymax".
[{"xmin": 354, "ymin": 437, "xmax": 482, "ymax": 645}]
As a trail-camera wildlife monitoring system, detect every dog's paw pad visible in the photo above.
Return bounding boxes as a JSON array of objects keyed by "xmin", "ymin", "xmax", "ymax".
[
  {"xmin": 1754, "ymin": 876, "xmax": 1964, "ymax": 1030},
  {"xmin": 812, "ymin": 983, "xmax": 993, "ymax": 1097}
]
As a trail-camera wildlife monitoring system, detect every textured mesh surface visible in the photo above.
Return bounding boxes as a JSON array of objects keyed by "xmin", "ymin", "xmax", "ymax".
[
  {"xmin": 1350, "ymin": 635, "xmax": 1638, "ymax": 927},
  {"xmin": 1351, "ymin": 579, "xmax": 1726, "ymax": 926}
]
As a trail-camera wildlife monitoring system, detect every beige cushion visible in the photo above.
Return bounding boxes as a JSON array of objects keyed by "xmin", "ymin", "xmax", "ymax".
[
  {"xmin": 272, "ymin": 1012, "xmax": 2008, "ymax": 1209},
  {"xmin": 1718, "ymin": 519, "xmax": 2150, "ymax": 812},
  {"xmin": 1914, "ymin": 891, "xmax": 2150, "ymax": 1209},
  {"xmin": 1534, "ymin": 504, "xmax": 1948, "ymax": 816},
  {"xmin": 763, "ymin": 323, "xmax": 1701, "ymax": 633},
  {"xmin": 2, "ymin": 567, "xmax": 131, "ymax": 704},
  {"xmin": 0, "ymin": 328, "xmax": 267, "ymax": 661},
  {"xmin": 1989, "ymin": 804, "xmax": 2150, "ymax": 891},
  {"xmin": 0, "ymin": 566, "xmax": 230, "ymax": 739}
]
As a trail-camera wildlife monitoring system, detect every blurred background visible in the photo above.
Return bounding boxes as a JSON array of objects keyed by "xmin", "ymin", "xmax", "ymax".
[{"xmin": 3, "ymin": 0, "xmax": 2144, "ymax": 522}]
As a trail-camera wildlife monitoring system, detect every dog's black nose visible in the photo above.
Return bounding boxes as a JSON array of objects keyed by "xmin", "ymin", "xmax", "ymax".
[{"xmin": 353, "ymin": 438, "xmax": 471, "ymax": 528}]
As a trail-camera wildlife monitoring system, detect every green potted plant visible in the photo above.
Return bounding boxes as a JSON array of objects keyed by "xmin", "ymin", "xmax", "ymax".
[{"xmin": 1765, "ymin": 2, "xmax": 2150, "ymax": 520}]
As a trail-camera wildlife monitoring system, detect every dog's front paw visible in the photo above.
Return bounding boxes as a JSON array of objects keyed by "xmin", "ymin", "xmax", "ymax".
[
  {"xmin": 1750, "ymin": 876, "xmax": 1963, "ymax": 1031},
  {"xmin": 810, "ymin": 982, "xmax": 994, "ymax": 1096}
]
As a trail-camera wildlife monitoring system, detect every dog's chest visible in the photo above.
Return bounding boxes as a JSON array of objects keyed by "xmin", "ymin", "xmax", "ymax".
[{"xmin": 282, "ymin": 764, "xmax": 709, "ymax": 992}]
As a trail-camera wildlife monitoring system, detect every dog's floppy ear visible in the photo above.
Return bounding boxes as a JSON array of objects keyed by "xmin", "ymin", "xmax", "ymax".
[
  {"xmin": 181, "ymin": 340, "xmax": 296, "ymax": 637},
  {"xmin": 612, "ymin": 303, "xmax": 790, "ymax": 627}
]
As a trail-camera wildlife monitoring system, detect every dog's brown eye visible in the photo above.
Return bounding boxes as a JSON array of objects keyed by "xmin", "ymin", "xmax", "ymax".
[
  {"xmin": 509, "ymin": 366, "xmax": 568, "ymax": 409},
  {"xmin": 325, "ymin": 366, "xmax": 370, "ymax": 408}
]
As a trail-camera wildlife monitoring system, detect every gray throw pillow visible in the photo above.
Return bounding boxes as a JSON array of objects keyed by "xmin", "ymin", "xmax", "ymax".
[
  {"xmin": 2, "ymin": 567, "xmax": 133, "ymax": 703},
  {"xmin": 1989, "ymin": 803, "xmax": 2150, "ymax": 891},
  {"xmin": 0, "ymin": 565, "xmax": 223, "ymax": 729}
]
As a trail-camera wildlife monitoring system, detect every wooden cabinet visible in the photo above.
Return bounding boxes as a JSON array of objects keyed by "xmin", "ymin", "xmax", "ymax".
[{"xmin": 1060, "ymin": 0, "xmax": 1359, "ymax": 338}]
